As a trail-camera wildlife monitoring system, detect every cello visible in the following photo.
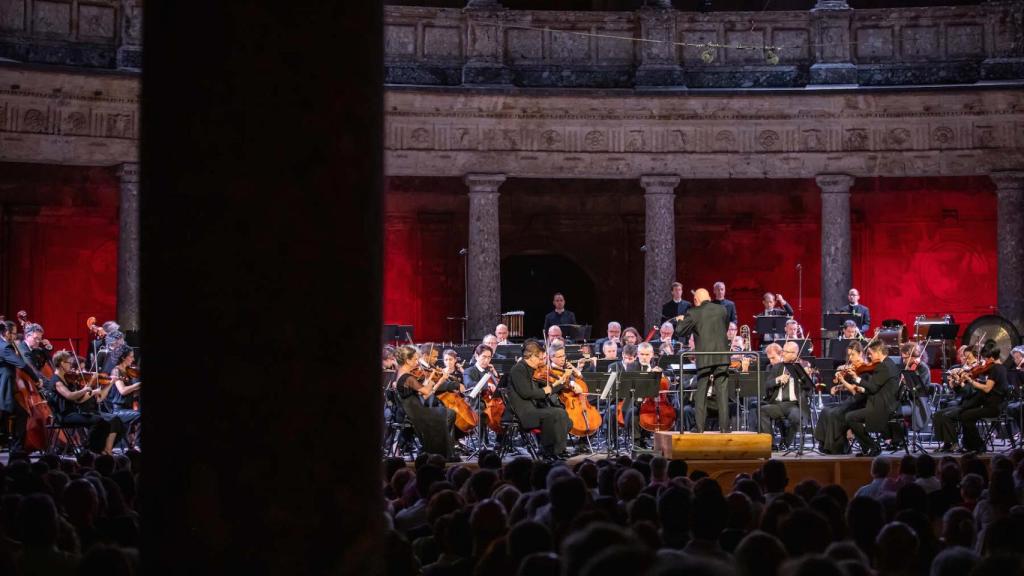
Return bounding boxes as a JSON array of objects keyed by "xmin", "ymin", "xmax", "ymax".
[
  {"xmin": 637, "ymin": 363, "xmax": 676, "ymax": 432},
  {"xmin": 10, "ymin": 341, "xmax": 52, "ymax": 453},
  {"xmin": 479, "ymin": 365, "xmax": 505, "ymax": 435},
  {"xmin": 537, "ymin": 360, "xmax": 602, "ymax": 437},
  {"xmin": 431, "ymin": 359, "xmax": 480, "ymax": 434}
]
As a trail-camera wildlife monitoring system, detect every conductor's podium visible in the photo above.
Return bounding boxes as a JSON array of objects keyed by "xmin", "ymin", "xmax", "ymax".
[{"xmin": 654, "ymin": 431, "xmax": 773, "ymax": 460}]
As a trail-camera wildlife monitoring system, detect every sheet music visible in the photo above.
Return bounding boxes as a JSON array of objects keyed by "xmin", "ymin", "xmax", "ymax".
[
  {"xmin": 599, "ymin": 371, "xmax": 618, "ymax": 401},
  {"xmin": 468, "ymin": 373, "xmax": 491, "ymax": 399}
]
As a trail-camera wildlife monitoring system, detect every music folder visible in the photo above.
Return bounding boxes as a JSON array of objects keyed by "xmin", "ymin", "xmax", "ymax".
[
  {"xmin": 468, "ymin": 373, "xmax": 492, "ymax": 399},
  {"xmin": 599, "ymin": 371, "xmax": 618, "ymax": 401}
]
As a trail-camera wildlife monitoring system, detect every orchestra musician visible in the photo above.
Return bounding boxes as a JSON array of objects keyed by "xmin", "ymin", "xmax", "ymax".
[
  {"xmin": 727, "ymin": 322, "xmax": 738, "ymax": 343},
  {"xmin": 543, "ymin": 293, "xmax": 577, "ymax": 331},
  {"xmin": 495, "ymin": 324, "xmax": 511, "ymax": 345},
  {"xmin": 393, "ymin": 344, "xmax": 456, "ymax": 461},
  {"xmin": 46, "ymin": 350, "xmax": 125, "ymax": 455},
  {"xmin": 1008, "ymin": 346, "xmax": 1023, "ymax": 432},
  {"xmin": 846, "ymin": 288, "xmax": 871, "ymax": 333},
  {"xmin": 651, "ymin": 322, "xmax": 682, "ymax": 356},
  {"xmin": 898, "ymin": 342, "xmax": 932, "ymax": 435},
  {"xmin": 619, "ymin": 342, "xmax": 666, "ymax": 448},
  {"xmin": 932, "ymin": 340, "xmax": 1009, "ymax": 454},
  {"xmin": 661, "ymin": 282, "xmax": 691, "ymax": 324},
  {"xmin": 759, "ymin": 342, "xmax": 811, "ymax": 450},
  {"xmin": 672, "ymin": 288, "xmax": 730, "ymax": 433},
  {"xmin": 621, "ymin": 327, "xmax": 641, "ymax": 349},
  {"xmin": 546, "ymin": 325, "xmax": 570, "ymax": 345},
  {"xmin": 100, "ymin": 330, "xmax": 127, "ymax": 375},
  {"xmin": 106, "ymin": 347, "xmax": 142, "ymax": 449},
  {"xmin": 464, "ymin": 343, "xmax": 499, "ymax": 447},
  {"xmin": 19, "ymin": 323, "xmax": 53, "ymax": 376},
  {"xmin": 780, "ymin": 319, "xmax": 814, "ymax": 355},
  {"xmin": 0, "ymin": 321, "xmax": 33, "ymax": 454},
  {"xmin": 814, "ymin": 341, "xmax": 868, "ymax": 455},
  {"xmin": 507, "ymin": 339, "xmax": 572, "ymax": 461},
  {"xmin": 593, "ymin": 322, "xmax": 622, "ymax": 358},
  {"xmin": 482, "ymin": 334, "xmax": 505, "ymax": 359},
  {"xmin": 600, "ymin": 340, "xmax": 619, "ymax": 361},
  {"xmin": 758, "ymin": 293, "xmax": 794, "ymax": 346},
  {"xmin": 712, "ymin": 282, "xmax": 738, "ymax": 325},
  {"xmin": 844, "ymin": 340, "xmax": 900, "ymax": 457},
  {"xmin": 932, "ymin": 345, "xmax": 979, "ymax": 451},
  {"xmin": 607, "ymin": 343, "xmax": 638, "ymax": 439}
]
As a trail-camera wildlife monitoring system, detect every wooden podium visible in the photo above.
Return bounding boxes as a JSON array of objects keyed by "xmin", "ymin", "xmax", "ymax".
[{"xmin": 654, "ymin": 431, "xmax": 773, "ymax": 460}]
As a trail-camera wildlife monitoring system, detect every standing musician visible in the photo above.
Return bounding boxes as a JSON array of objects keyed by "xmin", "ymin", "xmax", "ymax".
[
  {"xmin": 506, "ymin": 339, "xmax": 572, "ymax": 460},
  {"xmin": 393, "ymin": 345, "xmax": 456, "ymax": 461},
  {"xmin": 712, "ymin": 282, "xmax": 738, "ymax": 325},
  {"xmin": 651, "ymin": 322, "xmax": 681, "ymax": 356},
  {"xmin": 661, "ymin": 282, "xmax": 691, "ymax": 324},
  {"xmin": 106, "ymin": 347, "xmax": 142, "ymax": 448},
  {"xmin": 46, "ymin": 350, "xmax": 125, "ymax": 455},
  {"xmin": 814, "ymin": 341, "xmax": 869, "ymax": 454},
  {"xmin": 844, "ymin": 340, "xmax": 901, "ymax": 457},
  {"xmin": 672, "ymin": 288, "xmax": 730, "ymax": 433},
  {"xmin": 543, "ymin": 293, "xmax": 577, "ymax": 331},
  {"xmin": 463, "ymin": 344, "xmax": 500, "ymax": 447},
  {"xmin": 759, "ymin": 342, "xmax": 812, "ymax": 450},
  {"xmin": 19, "ymin": 323, "xmax": 53, "ymax": 377},
  {"xmin": 932, "ymin": 340, "xmax": 1009, "ymax": 454},
  {"xmin": 758, "ymin": 293, "xmax": 794, "ymax": 346},
  {"xmin": 846, "ymin": 288, "xmax": 871, "ymax": 333},
  {"xmin": 0, "ymin": 321, "xmax": 32, "ymax": 453}
]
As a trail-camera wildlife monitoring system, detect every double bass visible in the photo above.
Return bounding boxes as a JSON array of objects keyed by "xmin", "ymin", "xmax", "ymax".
[{"xmin": 10, "ymin": 343, "xmax": 52, "ymax": 452}]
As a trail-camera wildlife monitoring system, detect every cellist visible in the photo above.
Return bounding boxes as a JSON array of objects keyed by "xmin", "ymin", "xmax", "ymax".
[
  {"xmin": 0, "ymin": 321, "xmax": 35, "ymax": 453},
  {"xmin": 463, "ymin": 344, "xmax": 499, "ymax": 447}
]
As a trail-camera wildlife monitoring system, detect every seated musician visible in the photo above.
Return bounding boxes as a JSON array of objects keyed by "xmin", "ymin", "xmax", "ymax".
[
  {"xmin": 546, "ymin": 325, "xmax": 570, "ymax": 345},
  {"xmin": 393, "ymin": 344, "xmax": 456, "ymax": 461},
  {"xmin": 464, "ymin": 344, "xmax": 499, "ymax": 447},
  {"xmin": 829, "ymin": 320, "xmax": 865, "ymax": 362},
  {"xmin": 897, "ymin": 342, "xmax": 932, "ymax": 434},
  {"xmin": 845, "ymin": 340, "xmax": 901, "ymax": 457},
  {"xmin": 621, "ymin": 327, "xmax": 641, "ymax": 349},
  {"xmin": 106, "ymin": 347, "xmax": 142, "ymax": 449},
  {"xmin": 606, "ymin": 343, "xmax": 637, "ymax": 440},
  {"xmin": 1007, "ymin": 346, "xmax": 1023, "ymax": 431},
  {"xmin": 933, "ymin": 339, "xmax": 1010, "ymax": 454},
  {"xmin": 46, "ymin": 350, "xmax": 125, "ymax": 455},
  {"xmin": 482, "ymin": 335, "xmax": 505, "ymax": 359},
  {"xmin": 507, "ymin": 339, "xmax": 572, "ymax": 461},
  {"xmin": 0, "ymin": 320, "xmax": 33, "ymax": 454},
  {"xmin": 727, "ymin": 322, "xmax": 738, "ymax": 343},
  {"xmin": 101, "ymin": 330, "xmax": 127, "ymax": 375},
  {"xmin": 759, "ymin": 342, "xmax": 811, "ymax": 450},
  {"xmin": 651, "ymin": 322, "xmax": 681, "ymax": 356},
  {"xmin": 624, "ymin": 342, "xmax": 667, "ymax": 448},
  {"xmin": 814, "ymin": 341, "xmax": 867, "ymax": 454},
  {"xmin": 780, "ymin": 319, "xmax": 813, "ymax": 355},
  {"xmin": 600, "ymin": 340, "xmax": 619, "ymax": 361},
  {"xmin": 593, "ymin": 322, "xmax": 622, "ymax": 359},
  {"xmin": 495, "ymin": 324, "xmax": 511, "ymax": 346},
  {"xmin": 933, "ymin": 345, "xmax": 979, "ymax": 450}
]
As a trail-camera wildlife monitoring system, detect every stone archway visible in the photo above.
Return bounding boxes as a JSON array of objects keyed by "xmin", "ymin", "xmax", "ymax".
[{"xmin": 501, "ymin": 253, "xmax": 597, "ymax": 340}]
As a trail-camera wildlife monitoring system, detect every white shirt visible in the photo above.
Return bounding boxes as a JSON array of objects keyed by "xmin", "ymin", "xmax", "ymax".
[{"xmin": 776, "ymin": 365, "xmax": 797, "ymax": 402}]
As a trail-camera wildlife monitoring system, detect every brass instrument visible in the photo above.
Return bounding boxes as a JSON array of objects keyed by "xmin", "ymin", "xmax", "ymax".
[{"xmin": 740, "ymin": 325, "xmax": 751, "ymax": 352}]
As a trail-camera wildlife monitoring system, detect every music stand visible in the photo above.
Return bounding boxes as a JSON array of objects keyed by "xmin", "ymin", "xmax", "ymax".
[
  {"xmin": 383, "ymin": 324, "xmax": 400, "ymax": 343},
  {"xmin": 728, "ymin": 369, "xmax": 763, "ymax": 431},
  {"xmin": 898, "ymin": 370, "xmax": 930, "ymax": 454},
  {"xmin": 929, "ymin": 324, "xmax": 959, "ymax": 371},
  {"xmin": 559, "ymin": 324, "xmax": 584, "ymax": 343},
  {"xmin": 755, "ymin": 316, "xmax": 789, "ymax": 342},
  {"xmin": 778, "ymin": 362, "xmax": 817, "ymax": 456},
  {"xmin": 399, "ymin": 325, "xmax": 415, "ymax": 343},
  {"xmin": 823, "ymin": 313, "xmax": 857, "ymax": 332},
  {"xmin": 618, "ymin": 372, "xmax": 661, "ymax": 455},
  {"xmin": 596, "ymin": 371, "xmax": 624, "ymax": 455},
  {"xmin": 491, "ymin": 358, "xmax": 517, "ymax": 376}
]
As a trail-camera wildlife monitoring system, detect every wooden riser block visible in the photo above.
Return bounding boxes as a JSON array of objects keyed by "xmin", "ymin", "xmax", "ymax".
[{"xmin": 654, "ymin": 431, "xmax": 773, "ymax": 460}]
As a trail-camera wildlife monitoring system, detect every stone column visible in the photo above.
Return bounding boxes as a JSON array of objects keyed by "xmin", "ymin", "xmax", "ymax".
[
  {"xmin": 817, "ymin": 174, "xmax": 855, "ymax": 317},
  {"xmin": 463, "ymin": 2, "xmax": 512, "ymax": 85},
  {"xmin": 117, "ymin": 162, "xmax": 140, "ymax": 332},
  {"xmin": 981, "ymin": 1, "xmax": 1024, "ymax": 80},
  {"xmin": 465, "ymin": 174, "xmax": 505, "ymax": 340},
  {"xmin": 991, "ymin": 171, "xmax": 1024, "ymax": 333},
  {"xmin": 636, "ymin": 6, "xmax": 686, "ymax": 88},
  {"xmin": 809, "ymin": 1, "xmax": 856, "ymax": 85},
  {"xmin": 641, "ymin": 175, "xmax": 679, "ymax": 331},
  {"xmin": 117, "ymin": 0, "xmax": 143, "ymax": 70}
]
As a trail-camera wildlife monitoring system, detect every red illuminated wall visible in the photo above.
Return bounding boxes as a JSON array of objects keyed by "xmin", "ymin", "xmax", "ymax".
[
  {"xmin": 384, "ymin": 176, "xmax": 998, "ymax": 346},
  {"xmin": 1, "ymin": 163, "xmax": 120, "ymax": 355}
]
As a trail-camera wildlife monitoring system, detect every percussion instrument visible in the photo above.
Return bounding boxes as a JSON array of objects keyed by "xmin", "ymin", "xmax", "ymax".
[{"xmin": 501, "ymin": 310, "xmax": 524, "ymax": 338}]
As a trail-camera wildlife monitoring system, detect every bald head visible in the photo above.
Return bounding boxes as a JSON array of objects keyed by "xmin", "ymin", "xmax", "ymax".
[{"xmin": 693, "ymin": 288, "xmax": 711, "ymax": 305}]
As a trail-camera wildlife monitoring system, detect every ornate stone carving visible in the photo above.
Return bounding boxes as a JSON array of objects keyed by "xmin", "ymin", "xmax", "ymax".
[
  {"xmin": 885, "ymin": 127, "xmax": 912, "ymax": 149},
  {"xmin": 844, "ymin": 128, "xmax": 869, "ymax": 151},
  {"xmin": 409, "ymin": 127, "xmax": 432, "ymax": 148},
  {"xmin": 802, "ymin": 129, "xmax": 825, "ymax": 151},
  {"xmin": 625, "ymin": 130, "xmax": 646, "ymax": 152},
  {"xmin": 758, "ymin": 130, "xmax": 781, "ymax": 151},
  {"xmin": 23, "ymin": 109, "xmax": 46, "ymax": 133},
  {"xmin": 714, "ymin": 131, "xmax": 737, "ymax": 152},
  {"xmin": 106, "ymin": 113, "xmax": 132, "ymax": 138},
  {"xmin": 583, "ymin": 130, "xmax": 606, "ymax": 151},
  {"xmin": 932, "ymin": 126, "xmax": 956, "ymax": 147},
  {"xmin": 540, "ymin": 129, "xmax": 563, "ymax": 150},
  {"xmin": 64, "ymin": 111, "xmax": 88, "ymax": 135}
]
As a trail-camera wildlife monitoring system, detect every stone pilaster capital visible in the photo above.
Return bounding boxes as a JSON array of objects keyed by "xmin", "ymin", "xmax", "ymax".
[
  {"xmin": 815, "ymin": 174, "xmax": 854, "ymax": 194},
  {"xmin": 811, "ymin": 0, "xmax": 852, "ymax": 12},
  {"xmin": 118, "ymin": 162, "xmax": 140, "ymax": 184},
  {"xmin": 990, "ymin": 171, "xmax": 1024, "ymax": 193},
  {"xmin": 640, "ymin": 174, "xmax": 680, "ymax": 194},
  {"xmin": 464, "ymin": 173, "xmax": 506, "ymax": 194}
]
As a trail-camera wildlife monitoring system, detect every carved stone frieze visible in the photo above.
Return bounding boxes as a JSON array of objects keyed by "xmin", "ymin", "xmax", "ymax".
[{"xmin": 385, "ymin": 87, "xmax": 1024, "ymax": 179}]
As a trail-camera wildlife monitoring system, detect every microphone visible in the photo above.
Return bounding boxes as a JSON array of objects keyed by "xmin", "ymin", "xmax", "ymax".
[
  {"xmin": 796, "ymin": 263, "xmax": 802, "ymax": 270},
  {"xmin": 458, "ymin": 248, "xmax": 467, "ymax": 255}
]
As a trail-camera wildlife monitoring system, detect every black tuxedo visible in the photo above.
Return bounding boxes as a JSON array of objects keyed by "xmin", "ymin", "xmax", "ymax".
[
  {"xmin": 506, "ymin": 360, "xmax": 570, "ymax": 456},
  {"xmin": 846, "ymin": 303, "xmax": 870, "ymax": 333},
  {"xmin": 673, "ymin": 301, "xmax": 730, "ymax": 432},
  {"xmin": 759, "ymin": 362, "xmax": 812, "ymax": 446},
  {"xmin": 845, "ymin": 357, "xmax": 900, "ymax": 452},
  {"xmin": 661, "ymin": 300, "xmax": 691, "ymax": 324}
]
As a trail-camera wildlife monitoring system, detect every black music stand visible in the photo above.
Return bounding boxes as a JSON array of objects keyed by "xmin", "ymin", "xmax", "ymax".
[
  {"xmin": 756, "ymin": 316, "xmax": 789, "ymax": 344},
  {"xmin": 823, "ymin": 313, "xmax": 857, "ymax": 332},
  {"xmin": 929, "ymin": 324, "xmax": 959, "ymax": 371},
  {"xmin": 491, "ymin": 358, "xmax": 517, "ymax": 376},
  {"xmin": 383, "ymin": 324, "xmax": 400, "ymax": 343},
  {"xmin": 778, "ymin": 362, "xmax": 817, "ymax": 456},
  {"xmin": 559, "ymin": 324, "xmax": 584, "ymax": 343},
  {"xmin": 728, "ymin": 367, "xmax": 763, "ymax": 431},
  {"xmin": 618, "ymin": 372, "xmax": 661, "ymax": 455},
  {"xmin": 898, "ymin": 370, "xmax": 930, "ymax": 454},
  {"xmin": 399, "ymin": 325, "xmax": 415, "ymax": 343},
  {"xmin": 495, "ymin": 344, "xmax": 520, "ymax": 359}
]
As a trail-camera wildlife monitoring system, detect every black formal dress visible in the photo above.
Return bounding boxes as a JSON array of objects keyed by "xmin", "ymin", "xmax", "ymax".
[
  {"xmin": 661, "ymin": 300, "xmax": 692, "ymax": 324},
  {"xmin": 814, "ymin": 384, "xmax": 865, "ymax": 455},
  {"xmin": 45, "ymin": 374, "xmax": 125, "ymax": 453},
  {"xmin": 397, "ymin": 373, "xmax": 454, "ymax": 458},
  {"xmin": 712, "ymin": 299, "xmax": 738, "ymax": 325},
  {"xmin": 673, "ymin": 301, "xmax": 730, "ymax": 432},
  {"xmin": 845, "ymin": 357, "xmax": 900, "ymax": 453},
  {"xmin": 506, "ymin": 360, "xmax": 570, "ymax": 457}
]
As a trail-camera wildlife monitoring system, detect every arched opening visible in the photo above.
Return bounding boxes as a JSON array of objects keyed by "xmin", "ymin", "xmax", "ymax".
[{"xmin": 501, "ymin": 253, "xmax": 596, "ymax": 340}]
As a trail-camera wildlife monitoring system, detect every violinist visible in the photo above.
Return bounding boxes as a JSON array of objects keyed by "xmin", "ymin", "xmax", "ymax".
[
  {"xmin": 933, "ymin": 339, "xmax": 1009, "ymax": 454},
  {"xmin": 759, "ymin": 342, "xmax": 810, "ymax": 450},
  {"xmin": 844, "ymin": 339, "xmax": 901, "ymax": 457},
  {"xmin": 814, "ymin": 341, "xmax": 868, "ymax": 454},
  {"xmin": 464, "ymin": 344, "xmax": 499, "ymax": 446},
  {"xmin": 394, "ymin": 345, "xmax": 456, "ymax": 461},
  {"xmin": 898, "ymin": 342, "xmax": 932, "ymax": 433},
  {"xmin": 0, "ymin": 320, "xmax": 32, "ymax": 454},
  {"xmin": 46, "ymin": 350, "xmax": 125, "ymax": 454},
  {"xmin": 506, "ymin": 339, "xmax": 571, "ymax": 461},
  {"xmin": 101, "ymin": 330, "xmax": 127, "ymax": 375},
  {"xmin": 107, "ymin": 347, "xmax": 142, "ymax": 448}
]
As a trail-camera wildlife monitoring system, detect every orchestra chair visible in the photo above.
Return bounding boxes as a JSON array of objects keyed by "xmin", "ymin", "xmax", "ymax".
[
  {"xmin": 45, "ymin": 418, "xmax": 89, "ymax": 456},
  {"xmin": 495, "ymin": 387, "xmax": 541, "ymax": 460},
  {"xmin": 978, "ymin": 409, "xmax": 1017, "ymax": 452},
  {"xmin": 383, "ymin": 388, "xmax": 420, "ymax": 459}
]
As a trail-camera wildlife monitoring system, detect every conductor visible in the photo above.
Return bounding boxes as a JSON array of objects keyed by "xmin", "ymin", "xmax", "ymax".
[{"xmin": 672, "ymin": 288, "xmax": 731, "ymax": 433}]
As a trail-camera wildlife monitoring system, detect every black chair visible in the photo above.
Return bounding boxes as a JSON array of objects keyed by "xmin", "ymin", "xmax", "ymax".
[
  {"xmin": 978, "ymin": 409, "xmax": 1016, "ymax": 452},
  {"xmin": 45, "ymin": 417, "xmax": 89, "ymax": 456},
  {"xmin": 495, "ymin": 387, "xmax": 541, "ymax": 459},
  {"xmin": 383, "ymin": 388, "xmax": 419, "ymax": 459}
]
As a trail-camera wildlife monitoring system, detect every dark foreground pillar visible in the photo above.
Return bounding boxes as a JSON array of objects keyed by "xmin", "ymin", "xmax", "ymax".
[{"xmin": 141, "ymin": 3, "xmax": 382, "ymax": 575}]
